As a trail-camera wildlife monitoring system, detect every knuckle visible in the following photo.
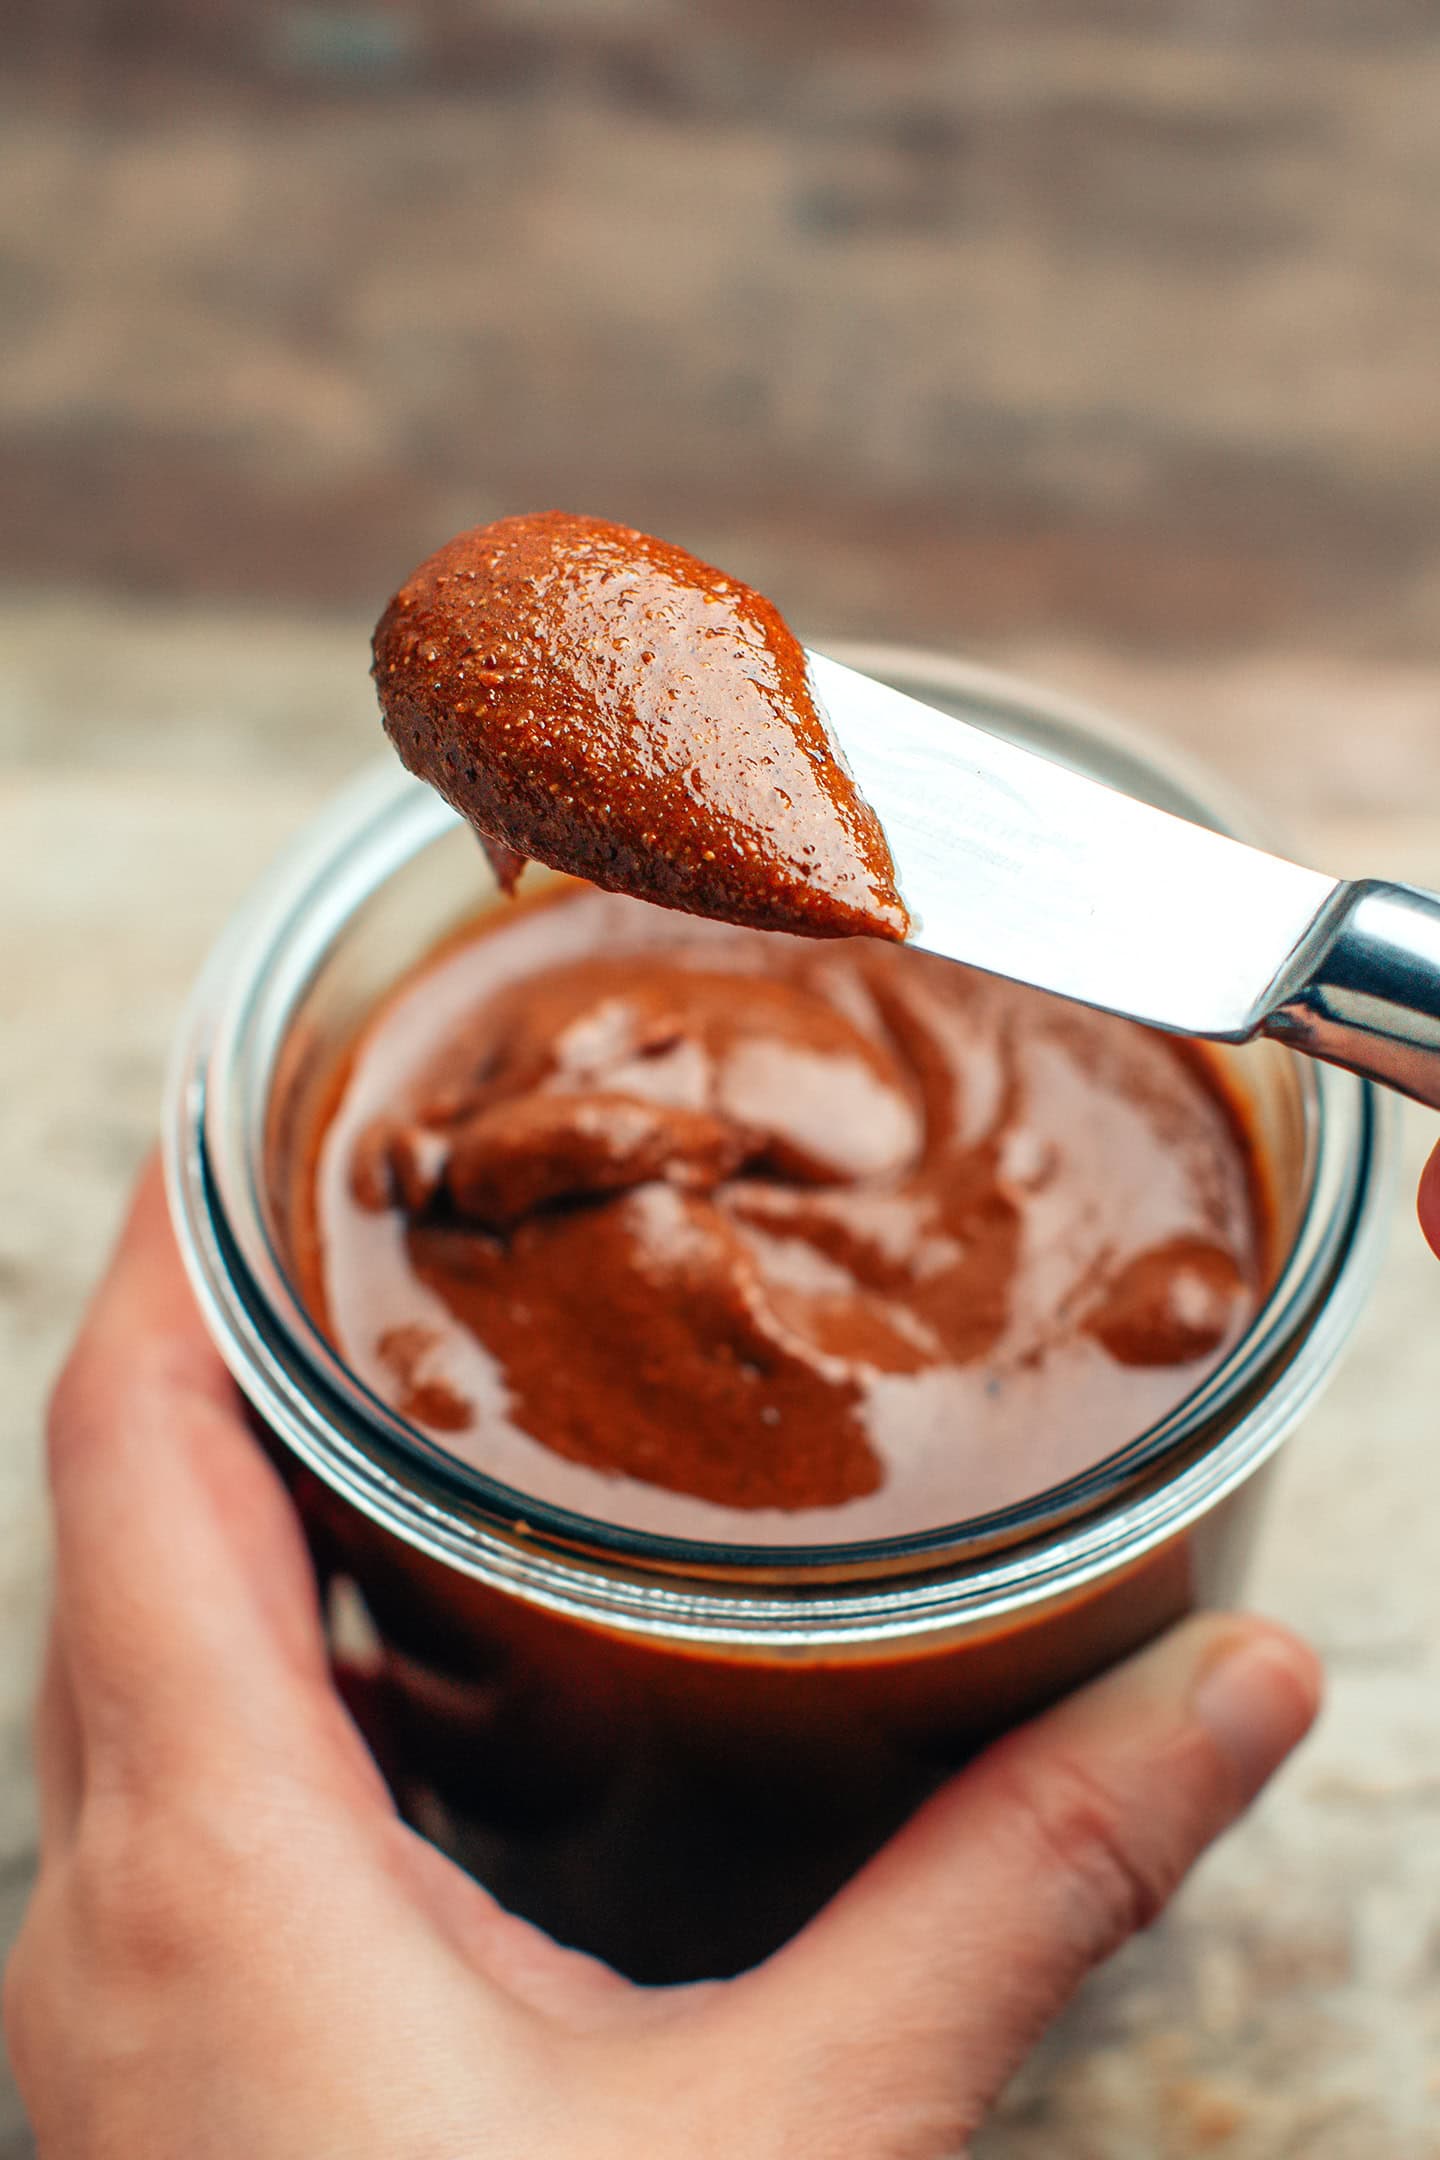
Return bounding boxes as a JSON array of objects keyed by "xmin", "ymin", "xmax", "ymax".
[
  {"xmin": 44, "ymin": 1353, "xmax": 103, "ymax": 1487},
  {"xmin": 45, "ymin": 1347, "xmax": 118, "ymax": 1503},
  {"xmin": 68, "ymin": 1801, "xmax": 214, "ymax": 1991},
  {"xmin": 997, "ymin": 1746, "xmax": 1177, "ymax": 1956}
]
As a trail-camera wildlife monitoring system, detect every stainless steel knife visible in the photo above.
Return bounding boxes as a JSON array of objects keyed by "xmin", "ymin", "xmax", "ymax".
[{"xmin": 808, "ymin": 651, "xmax": 1440, "ymax": 1110}]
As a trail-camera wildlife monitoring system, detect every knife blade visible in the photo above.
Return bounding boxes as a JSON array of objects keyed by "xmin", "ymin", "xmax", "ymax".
[{"xmin": 807, "ymin": 650, "xmax": 1440, "ymax": 1107}]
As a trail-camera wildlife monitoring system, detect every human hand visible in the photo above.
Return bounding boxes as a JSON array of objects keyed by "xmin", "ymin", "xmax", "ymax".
[
  {"xmin": 1419, "ymin": 1144, "xmax": 1440, "ymax": 1262},
  {"xmin": 6, "ymin": 1164, "xmax": 1320, "ymax": 2159}
]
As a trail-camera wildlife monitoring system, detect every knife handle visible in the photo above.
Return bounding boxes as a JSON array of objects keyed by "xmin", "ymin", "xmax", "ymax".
[{"xmin": 1263, "ymin": 879, "xmax": 1440, "ymax": 1110}]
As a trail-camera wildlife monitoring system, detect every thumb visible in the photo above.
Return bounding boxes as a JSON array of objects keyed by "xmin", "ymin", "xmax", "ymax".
[
  {"xmin": 738, "ymin": 1614, "xmax": 1319, "ymax": 2142},
  {"xmin": 1418, "ymin": 1142, "xmax": 1440, "ymax": 1259}
]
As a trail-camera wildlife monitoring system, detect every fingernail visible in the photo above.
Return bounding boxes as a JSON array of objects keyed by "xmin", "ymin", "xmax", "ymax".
[{"xmin": 1190, "ymin": 1629, "xmax": 1322, "ymax": 1803}]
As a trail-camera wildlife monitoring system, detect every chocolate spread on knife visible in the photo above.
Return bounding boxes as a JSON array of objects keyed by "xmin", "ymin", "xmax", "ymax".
[
  {"xmin": 371, "ymin": 511, "xmax": 908, "ymax": 940},
  {"xmin": 294, "ymin": 884, "xmax": 1266, "ymax": 1543}
]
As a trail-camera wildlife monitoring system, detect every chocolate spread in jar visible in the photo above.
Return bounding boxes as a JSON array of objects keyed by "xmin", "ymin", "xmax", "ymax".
[
  {"xmin": 293, "ymin": 881, "xmax": 1267, "ymax": 1545},
  {"xmin": 371, "ymin": 512, "xmax": 908, "ymax": 941}
]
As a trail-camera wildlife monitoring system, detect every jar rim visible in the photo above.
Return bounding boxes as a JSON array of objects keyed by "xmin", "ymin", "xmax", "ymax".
[{"xmin": 165, "ymin": 646, "xmax": 1392, "ymax": 1642}]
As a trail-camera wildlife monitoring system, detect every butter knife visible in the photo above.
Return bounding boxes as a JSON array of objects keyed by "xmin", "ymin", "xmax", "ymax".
[{"xmin": 808, "ymin": 652, "xmax": 1440, "ymax": 1110}]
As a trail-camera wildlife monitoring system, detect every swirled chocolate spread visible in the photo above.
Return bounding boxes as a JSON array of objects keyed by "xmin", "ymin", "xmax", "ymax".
[
  {"xmin": 294, "ymin": 883, "xmax": 1266, "ymax": 1543},
  {"xmin": 371, "ymin": 512, "xmax": 907, "ymax": 940}
]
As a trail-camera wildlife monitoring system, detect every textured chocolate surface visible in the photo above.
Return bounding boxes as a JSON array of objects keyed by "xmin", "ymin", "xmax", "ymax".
[
  {"xmin": 299, "ymin": 884, "xmax": 1262, "ymax": 1538},
  {"xmin": 373, "ymin": 513, "xmax": 907, "ymax": 940}
]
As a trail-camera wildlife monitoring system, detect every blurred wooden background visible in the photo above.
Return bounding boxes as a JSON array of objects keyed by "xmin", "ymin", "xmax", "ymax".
[{"xmin": 6, "ymin": 0, "xmax": 1440, "ymax": 659}]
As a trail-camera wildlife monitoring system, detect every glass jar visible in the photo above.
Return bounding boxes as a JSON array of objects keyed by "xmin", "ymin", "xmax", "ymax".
[{"xmin": 165, "ymin": 647, "xmax": 1390, "ymax": 1982}]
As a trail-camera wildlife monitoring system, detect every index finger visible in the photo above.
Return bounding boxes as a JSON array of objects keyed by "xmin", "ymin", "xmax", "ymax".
[{"xmin": 46, "ymin": 1160, "xmax": 347, "ymax": 1793}]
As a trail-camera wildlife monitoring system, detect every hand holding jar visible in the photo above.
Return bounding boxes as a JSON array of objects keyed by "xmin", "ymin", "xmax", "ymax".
[{"xmin": 5, "ymin": 1163, "xmax": 1321, "ymax": 2160}]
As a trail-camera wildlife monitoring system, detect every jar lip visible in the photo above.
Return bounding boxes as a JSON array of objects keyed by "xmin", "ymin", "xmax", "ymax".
[{"xmin": 166, "ymin": 645, "xmax": 1393, "ymax": 1632}]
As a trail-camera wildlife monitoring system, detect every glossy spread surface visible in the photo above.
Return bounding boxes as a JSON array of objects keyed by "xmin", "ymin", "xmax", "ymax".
[
  {"xmin": 371, "ymin": 511, "xmax": 907, "ymax": 940},
  {"xmin": 294, "ymin": 882, "xmax": 1266, "ymax": 1543}
]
